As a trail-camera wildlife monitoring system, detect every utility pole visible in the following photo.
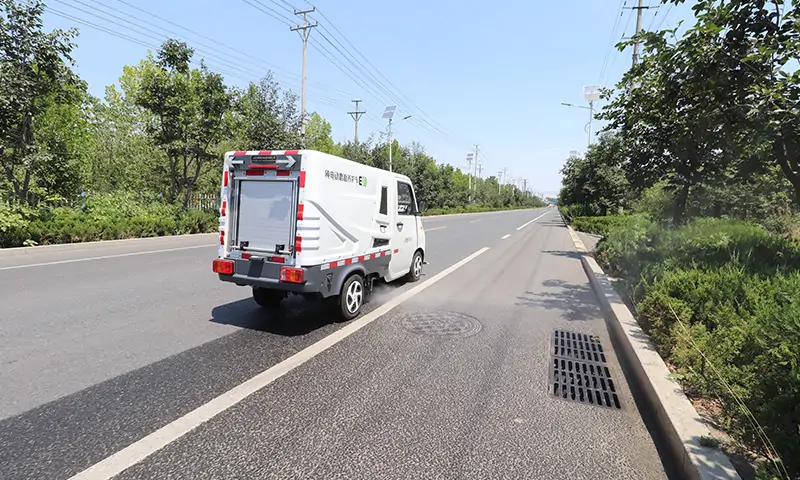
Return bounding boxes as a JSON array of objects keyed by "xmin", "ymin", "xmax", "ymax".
[
  {"xmin": 348, "ymin": 99, "xmax": 365, "ymax": 143},
  {"xmin": 291, "ymin": 8, "xmax": 318, "ymax": 146},
  {"xmin": 466, "ymin": 151, "xmax": 474, "ymax": 204},
  {"xmin": 629, "ymin": 0, "xmax": 652, "ymax": 67},
  {"xmin": 473, "ymin": 145, "xmax": 480, "ymax": 192}
]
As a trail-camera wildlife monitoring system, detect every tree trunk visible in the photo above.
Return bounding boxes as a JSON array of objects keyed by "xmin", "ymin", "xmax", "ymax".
[
  {"xmin": 673, "ymin": 182, "xmax": 691, "ymax": 226},
  {"xmin": 773, "ymin": 130, "xmax": 800, "ymax": 206}
]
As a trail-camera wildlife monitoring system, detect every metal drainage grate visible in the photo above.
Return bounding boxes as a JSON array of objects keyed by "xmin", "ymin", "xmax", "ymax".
[
  {"xmin": 550, "ymin": 357, "xmax": 621, "ymax": 409},
  {"xmin": 397, "ymin": 311, "xmax": 483, "ymax": 338},
  {"xmin": 553, "ymin": 330, "xmax": 606, "ymax": 363}
]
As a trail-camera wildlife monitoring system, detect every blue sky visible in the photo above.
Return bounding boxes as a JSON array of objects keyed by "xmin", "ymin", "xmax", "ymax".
[{"xmin": 43, "ymin": 0, "xmax": 695, "ymax": 197}]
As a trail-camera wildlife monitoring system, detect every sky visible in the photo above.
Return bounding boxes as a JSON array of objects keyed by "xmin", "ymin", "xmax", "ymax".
[{"xmin": 42, "ymin": 0, "xmax": 696, "ymax": 198}]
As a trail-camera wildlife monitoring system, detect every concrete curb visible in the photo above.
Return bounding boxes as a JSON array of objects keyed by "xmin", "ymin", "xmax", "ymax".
[{"xmin": 566, "ymin": 223, "xmax": 741, "ymax": 480}]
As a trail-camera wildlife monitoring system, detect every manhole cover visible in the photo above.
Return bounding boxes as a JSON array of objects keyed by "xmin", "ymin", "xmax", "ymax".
[
  {"xmin": 549, "ymin": 357, "xmax": 621, "ymax": 409},
  {"xmin": 397, "ymin": 311, "xmax": 482, "ymax": 337},
  {"xmin": 553, "ymin": 330, "xmax": 606, "ymax": 363}
]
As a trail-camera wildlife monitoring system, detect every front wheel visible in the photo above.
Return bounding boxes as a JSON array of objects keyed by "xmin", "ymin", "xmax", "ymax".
[
  {"xmin": 404, "ymin": 250, "xmax": 423, "ymax": 283},
  {"xmin": 338, "ymin": 274, "xmax": 364, "ymax": 321}
]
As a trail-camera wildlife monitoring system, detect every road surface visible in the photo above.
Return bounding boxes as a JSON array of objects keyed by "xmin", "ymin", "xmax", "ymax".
[{"xmin": 0, "ymin": 208, "xmax": 669, "ymax": 479}]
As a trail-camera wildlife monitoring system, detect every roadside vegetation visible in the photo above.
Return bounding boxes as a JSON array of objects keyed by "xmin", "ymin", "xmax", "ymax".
[
  {"xmin": 558, "ymin": 2, "xmax": 800, "ymax": 478},
  {"xmin": 0, "ymin": 1, "xmax": 544, "ymax": 249}
]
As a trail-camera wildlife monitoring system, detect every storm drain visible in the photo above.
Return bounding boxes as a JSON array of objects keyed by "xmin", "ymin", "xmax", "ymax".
[
  {"xmin": 552, "ymin": 330, "xmax": 606, "ymax": 363},
  {"xmin": 397, "ymin": 311, "xmax": 483, "ymax": 338},
  {"xmin": 550, "ymin": 330, "xmax": 621, "ymax": 409}
]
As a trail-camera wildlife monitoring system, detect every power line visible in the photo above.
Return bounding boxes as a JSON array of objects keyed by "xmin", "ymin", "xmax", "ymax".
[
  {"xmin": 599, "ymin": 0, "xmax": 628, "ymax": 85},
  {"xmin": 308, "ymin": 3, "xmax": 451, "ymax": 136},
  {"xmin": 45, "ymin": 4, "xmax": 342, "ymax": 108}
]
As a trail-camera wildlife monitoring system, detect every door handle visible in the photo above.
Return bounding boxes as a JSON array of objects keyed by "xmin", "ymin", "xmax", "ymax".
[{"xmin": 397, "ymin": 222, "xmax": 404, "ymax": 231}]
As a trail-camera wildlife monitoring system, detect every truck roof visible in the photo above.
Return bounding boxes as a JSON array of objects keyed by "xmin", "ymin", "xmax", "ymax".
[{"xmin": 224, "ymin": 149, "xmax": 412, "ymax": 183}]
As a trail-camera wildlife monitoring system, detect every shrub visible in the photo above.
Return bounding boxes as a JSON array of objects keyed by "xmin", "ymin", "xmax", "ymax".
[
  {"xmin": 570, "ymin": 214, "xmax": 648, "ymax": 237},
  {"xmin": 596, "ymin": 215, "xmax": 800, "ymax": 476},
  {"xmin": 0, "ymin": 193, "xmax": 219, "ymax": 248},
  {"xmin": 637, "ymin": 266, "xmax": 800, "ymax": 473}
]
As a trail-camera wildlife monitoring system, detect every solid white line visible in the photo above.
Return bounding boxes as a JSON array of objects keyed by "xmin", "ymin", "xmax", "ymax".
[
  {"xmin": 501, "ymin": 234, "xmax": 511, "ymax": 239},
  {"xmin": 68, "ymin": 246, "xmax": 491, "ymax": 480},
  {"xmin": 516, "ymin": 211, "xmax": 550, "ymax": 231},
  {"xmin": 425, "ymin": 226, "xmax": 447, "ymax": 232},
  {"xmin": 0, "ymin": 245, "xmax": 213, "ymax": 271}
]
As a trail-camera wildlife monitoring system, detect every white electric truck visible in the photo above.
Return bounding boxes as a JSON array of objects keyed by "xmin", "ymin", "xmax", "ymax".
[{"xmin": 212, "ymin": 149, "xmax": 427, "ymax": 320}]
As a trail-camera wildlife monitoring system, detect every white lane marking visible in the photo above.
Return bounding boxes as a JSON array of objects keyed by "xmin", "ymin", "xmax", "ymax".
[
  {"xmin": 0, "ymin": 245, "xmax": 213, "ymax": 271},
  {"xmin": 516, "ymin": 211, "xmax": 550, "ymax": 231},
  {"xmin": 68, "ymin": 246, "xmax": 491, "ymax": 480},
  {"xmin": 469, "ymin": 220, "xmax": 481, "ymax": 223},
  {"xmin": 501, "ymin": 234, "xmax": 511, "ymax": 239},
  {"xmin": 425, "ymin": 226, "xmax": 447, "ymax": 232}
]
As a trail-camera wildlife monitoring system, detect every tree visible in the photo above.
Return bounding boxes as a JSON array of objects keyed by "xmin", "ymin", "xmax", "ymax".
[
  {"xmin": 0, "ymin": 0, "xmax": 83, "ymax": 204},
  {"xmin": 599, "ymin": 23, "xmax": 736, "ymax": 224},
  {"xmin": 230, "ymin": 73, "xmax": 302, "ymax": 151},
  {"xmin": 558, "ymin": 133, "xmax": 629, "ymax": 216},
  {"xmin": 133, "ymin": 39, "xmax": 230, "ymax": 209},
  {"xmin": 305, "ymin": 112, "xmax": 335, "ymax": 153}
]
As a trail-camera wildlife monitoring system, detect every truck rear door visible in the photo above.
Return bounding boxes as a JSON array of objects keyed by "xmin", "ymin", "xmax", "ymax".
[
  {"xmin": 235, "ymin": 178, "xmax": 296, "ymax": 253},
  {"xmin": 225, "ymin": 151, "xmax": 301, "ymax": 256}
]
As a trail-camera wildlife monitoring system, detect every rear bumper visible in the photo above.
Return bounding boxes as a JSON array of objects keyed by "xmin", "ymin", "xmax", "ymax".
[{"xmin": 217, "ymin": 258, "xmax": 327, "ymax": 294}]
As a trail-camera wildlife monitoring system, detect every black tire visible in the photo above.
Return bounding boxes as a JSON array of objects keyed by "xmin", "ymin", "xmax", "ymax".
[
  {"xmin": 404, "ymin": 250, "xmax": 423, "ymax": 283},
  {"xmin": 252, "ymin": 287, "xmax": 284, "ymax": 309},
  {"xmin": 338, "ymin": 273, "xmax": 364, "ymax": 321}
]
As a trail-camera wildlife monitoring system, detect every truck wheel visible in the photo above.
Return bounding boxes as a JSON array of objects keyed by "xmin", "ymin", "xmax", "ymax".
[
  {"xmin": 338, "ymin": 274, "xmax": 364, "ymax": 321},
  {"xmin": 252, "ymin": 287, "xmax": 284, "ymax": 309},
  {"xmin": 404, "ymin": 250, "xmax": 423, "ymax": 283}
]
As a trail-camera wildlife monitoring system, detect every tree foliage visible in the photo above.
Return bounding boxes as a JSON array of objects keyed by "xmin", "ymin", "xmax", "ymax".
[
  {"xmin": 0, "ymin": 0, "xmax": 83, "ymax": 204},
  {"xmin": 562, "ymin": 0, "xmax": 800, "ymax": 227}
]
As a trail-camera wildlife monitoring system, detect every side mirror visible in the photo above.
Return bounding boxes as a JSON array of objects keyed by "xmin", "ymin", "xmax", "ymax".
[{"xmin": 418, "ymin": 201, "xmax": 427, "ymax": 213}]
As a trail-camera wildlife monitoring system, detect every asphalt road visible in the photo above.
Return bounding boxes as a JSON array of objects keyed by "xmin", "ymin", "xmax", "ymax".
[{"xmin": 0, "ymin": 208, "xmax": 669, "ymax": 480}]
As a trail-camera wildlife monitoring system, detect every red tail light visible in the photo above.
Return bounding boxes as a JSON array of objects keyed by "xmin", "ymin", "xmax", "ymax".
[
  {"xmin": 219, "ymin": 231, "xmax": 225, "ymax": 245},
  {"xmin": 276, "ymin": 170, "xmax": 290, "ymax": 177},
  {"xmin": 280, "ymin": 267, "xmax": 304, "ymax": 283},
  {"xmin": 223, "ymin": 170, "xmax": 229, "ymax": 186},
  {"xmin": 212, "ymin": 259, "xmax": 234, "ymax": 275},
  {"xmin": 221, "ymin": 201, "xmax": 227, "ymax": 217},
  {"xmin": 295, "ymin": 236, "xmax": 302, "ymax": 253},
  {"xmin": 297, "ymin": 203, "xmax": 304, "ymax": 220}
]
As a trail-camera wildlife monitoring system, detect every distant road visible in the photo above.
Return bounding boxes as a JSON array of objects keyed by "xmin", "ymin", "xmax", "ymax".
[{"xmin": 0, "ymin": 208, "xmax": 668, "ymax": 480}]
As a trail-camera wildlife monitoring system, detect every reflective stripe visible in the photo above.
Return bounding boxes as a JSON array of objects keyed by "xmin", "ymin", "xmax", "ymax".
[{"xmin": 319, "ymin": 250, "xmax": 392, "ymax": 271}]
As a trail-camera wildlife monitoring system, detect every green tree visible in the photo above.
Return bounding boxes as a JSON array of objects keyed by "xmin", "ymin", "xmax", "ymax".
[
  {"xmin": 0, "ymin": 0, "xmax": 83, "ymax": 204},
  {"xmin": 133, "ymin": 39, "xmax": 230, "ymax": 208},
  {"xmin": 306, "ymin": 112, "xmax": 335, "ymax": 153},
  {"xmin": 559, "ymin": 133, "xmax": 629, "ymax": 216},
  {"xmin": 600, "ymin": 23, "xmax": 737, "ymax": 224},
  {"xmin": 230, "ymin": 73, "xmax": 302, "ymax": 150}
]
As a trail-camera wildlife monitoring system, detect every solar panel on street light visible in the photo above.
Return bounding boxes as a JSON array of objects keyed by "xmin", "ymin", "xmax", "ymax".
[
  {"xmin": 583, "ymin": 85, "xmax": 602, "ymax": 102},
  {"xmin": 382, "ymin": 105, "xmax": 397, "ymax": 119}
]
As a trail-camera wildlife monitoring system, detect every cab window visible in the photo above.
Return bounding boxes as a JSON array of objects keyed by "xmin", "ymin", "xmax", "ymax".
[{"xmin": 397, "ymin": 181, "xmax": 415, "ymax": 216}]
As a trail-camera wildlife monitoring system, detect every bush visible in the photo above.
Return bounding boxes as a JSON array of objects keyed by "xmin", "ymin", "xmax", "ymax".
[
  {"xmin": 597, "ymin": 215, "xmax": 800, "ymax": 476},
  {"xmin": 570, "ymin": 214, "xmax": 648, "ymax": 237},
  {"xmin": 637, "ymin": 266, "xmax": 800, "ymax": 473},
  {"xmin": 422, "ymin": 204, "xmax": 531, "ymax": 216},
  {"xmin": 0, "ymin": 193, "xmax": 219, "ymax": 248}
]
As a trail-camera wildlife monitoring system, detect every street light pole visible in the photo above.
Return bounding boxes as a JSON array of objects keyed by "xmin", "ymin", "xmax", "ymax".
[{"xmin": 384, "ymin": 110, "xmax": 411, "ymax": 173}]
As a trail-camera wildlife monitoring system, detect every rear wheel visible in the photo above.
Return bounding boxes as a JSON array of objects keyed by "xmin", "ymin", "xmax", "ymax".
[
  {"xmin": 252, "ymin": 287, "xmax": 285, "ymax": 309},
  {"xmin": 338, "ymin": 274, "xmax": 364, "ymax": 321},
  {"xmin": 404, "ymin": 250, "xmax": 423, "ymax": 282}
]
